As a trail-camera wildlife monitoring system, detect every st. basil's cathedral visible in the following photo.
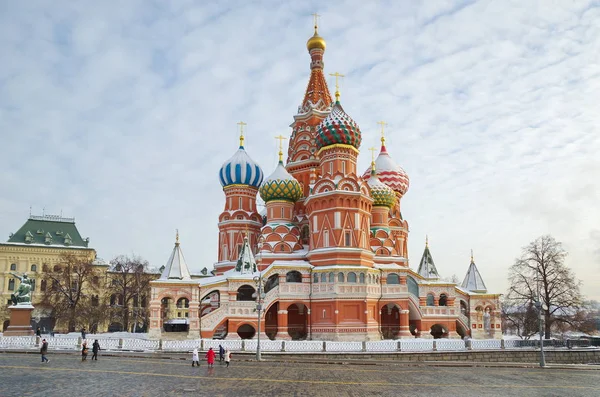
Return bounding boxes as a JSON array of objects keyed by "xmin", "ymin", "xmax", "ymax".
[{"xmin": 149, "ymin": 22, "xmax": 502, "ymax": 341}]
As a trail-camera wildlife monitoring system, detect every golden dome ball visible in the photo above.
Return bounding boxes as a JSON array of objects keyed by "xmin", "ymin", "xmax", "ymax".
[{"xmin": 307, "ymin": 33, "xmax": 326, "ymax": 51}]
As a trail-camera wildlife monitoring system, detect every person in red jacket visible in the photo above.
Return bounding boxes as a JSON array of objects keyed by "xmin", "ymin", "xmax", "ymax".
[{"xmin": 205, "ymin": 347, "xmax": 216, "ymax": 368}]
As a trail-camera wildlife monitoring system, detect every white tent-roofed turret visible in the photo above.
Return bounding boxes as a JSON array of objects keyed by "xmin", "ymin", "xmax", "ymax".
[
  {"xmin": 235, "ymin": 234, "xmax": 257, "ymax": 274},
  {"xmin": 417, "ymin": 236, "xmax": 439, "ymax": 279},
  {"xmin": 159, "ymin": 230, "xmax": 192, "ymax": 280},
  {"xmin": 461, "ymin": 250, "xmax": 487, "ymax": 293}
]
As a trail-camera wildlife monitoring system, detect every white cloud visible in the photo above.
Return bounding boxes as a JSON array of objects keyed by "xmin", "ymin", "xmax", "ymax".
[{"xmin": 0, "ymin": 0, "xmax": 598, "ymax": 300}]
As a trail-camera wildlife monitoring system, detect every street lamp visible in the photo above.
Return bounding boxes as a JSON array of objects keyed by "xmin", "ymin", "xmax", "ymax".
[{"xmin": 252, "ymin": 235, "xmax": 266, "ymax": 361}]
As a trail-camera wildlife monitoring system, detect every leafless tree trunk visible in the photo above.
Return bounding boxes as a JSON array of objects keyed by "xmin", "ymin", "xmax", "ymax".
[{"xmin": 506, "ymin": 235, "xmax": 583, "ymax": 339}]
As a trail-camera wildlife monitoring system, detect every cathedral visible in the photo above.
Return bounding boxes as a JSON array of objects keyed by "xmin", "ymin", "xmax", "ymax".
[{"xmin": 148, "ymin": 22, "xmax": 501, "ymax": 341}]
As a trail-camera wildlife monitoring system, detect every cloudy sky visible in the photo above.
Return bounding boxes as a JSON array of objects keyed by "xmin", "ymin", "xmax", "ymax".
[{"xmin": 1, "ymin": 1, "xmax": 599, "ymax": 300}]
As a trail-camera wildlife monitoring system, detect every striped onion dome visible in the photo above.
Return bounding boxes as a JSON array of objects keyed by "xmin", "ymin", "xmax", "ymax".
[
  {"xmin": 219, "ymin": 146, "xmax": 264, "ymax": 188},
  {"xmin": 366, "ymin": 168, "xmax": 396, "ymax": 208},
  {"xmin": 259, "ymin": 161, "xmax": 303, "ymax": 203},
  {"xmin": 315, "ymin": 101, "xmax": 362, "ymax": 150},
  {"xmin": 362, "ymin": 144, "xmax": 409, "ymax": 196}
]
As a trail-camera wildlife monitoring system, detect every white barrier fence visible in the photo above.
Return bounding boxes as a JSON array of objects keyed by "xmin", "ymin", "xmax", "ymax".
[{"xmin": 0, "ymin": 336, "xmax": 592, "ymax": 353}]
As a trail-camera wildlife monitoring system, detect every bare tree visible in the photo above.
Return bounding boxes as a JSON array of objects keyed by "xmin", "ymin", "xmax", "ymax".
[
  {"xmin": 501, "ymin": 298, "xmax": 538, "ymax": 339},
  {"xmin": 106, "ymin": 256, "xmax": 155, "ymax": 332},
  {"xmin": 40, "ymin": 253, "xmax": 101, "ymax": 332},
  {"xmin": 506, "ymin": 235, "xmax": 583, "ymax": 339}
]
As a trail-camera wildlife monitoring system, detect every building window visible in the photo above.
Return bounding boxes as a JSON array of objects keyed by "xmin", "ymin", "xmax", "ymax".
[
  {"xmin": 31, "ymin": 264, "xmax": 37, "ymax": 272},
  {"xmin": 334, "ymin": 212, "xmax": 341, "ymax": 229},
  {"xmin": 8, "ymin": 279, "xmax": 15, "ymax": 291},
  {"xmin": 426, "ymin": 294, "xmax": 435, "ymax": 306},
  {"xmin": 313, "ymin": 273, "xmax": 318, "ymax": 283},
  {"xmin": 40, "ymin": 279, "xmax": 47, "ymax": 292},
  {"xmin": 30, "ymin": 279, "xmax": 35, "ymax": 291},
  {"xmin": 281, "ymin": 207, "xmax": 285, "ymax": 218},
  {"xmin": 10, "ymin": 263, "xmax": 17, "ymax": 271},
  {"xmin": 342, "ymin": 161, "xmax": 346, "ymax": 174},
  {"xmin": 329, "ymin": 272, "xmax": 334, "ymax": 282},
  {"xmin": 387, "ymin": 273, "xmax": 400, "ymax": 285},
  {"xmin": 347, "ymin": 272, "xmax": 357, "ymax": 283},
  {"xmin": 439, "ymin": 294, "xmax": 448, "ymax": 307},
  {"xmin": 321, "ymin": 273, "xmax": 327, "ymax": 283},
  {"xmin": 286, "ymin": 271, "xmax": 302, "ymax": 283},
  {"xmin": 323, "ymin": 230, "xmax": 329, "ymax": 247},
  {"xmin": 313, "ymin": 216, "xmax": 318, "ymax": 232},
  {"xmin": 239, "ymin": 197, "xmax": 243, "ymax": 209},
  {"xmin": 345, "ymin": 231, "xmax": 351, "ymax": 247},
  {"xmin": 338, "ymin": 273, "xmax": 345, "ymax": 283},
  {"xmin": 359, "ymin": 273, "xmax": 365, "ymax": 283}
]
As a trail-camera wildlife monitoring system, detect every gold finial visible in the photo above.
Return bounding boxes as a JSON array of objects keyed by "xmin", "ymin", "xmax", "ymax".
[
  {"xmin": 329, "ymin": 72, "xmax": 344, "ymax": 102},
  {"xmin": 312, "ymin": 12, "xmax": 321, "ymax": 33},
  {"xmin": 175, "ymin": 229, "xmax": 180, "ymax": 245},
  {"xmin": 237, "ymin": 121, "xmax": 247, "ymax": 147},
  {"xmin": 275, "ymin": 135, "xmax": 287, "ymax": 163},
  {"xmin": 470, "ymin": 249, "xmax": 474, "ymax": 263},
  {"xmin": 368, "ymin": 147, "xmax": 377, "ymax": 167},
  {"xmin": 377, "ymin": 121, "xmax": 387, "ymax": 145},
  {"xmin": 426, "ymin": 235, "xmax": 429, "ymax": 248}
]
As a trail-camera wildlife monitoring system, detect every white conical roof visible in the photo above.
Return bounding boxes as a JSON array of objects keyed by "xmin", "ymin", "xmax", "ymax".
[
  {"xmin": 160, "ymin": 233, "xmax": 191, "ymax": 280},
  {"xmin": 235, "ymin": 235, "xmax": 257, "ymax": 274},
  {"xmin": 417, "ymin": 239, "xmax": 439, "ymax": 279},
  {"xmin": 461, "ymin": 254, "xmax": 487, "ymax": 292}
]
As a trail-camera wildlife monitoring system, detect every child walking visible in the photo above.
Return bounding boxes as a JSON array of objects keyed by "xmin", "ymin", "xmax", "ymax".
[{"xmin": 191, "ymin": 348, "xmax": 200, "ymax": 367}]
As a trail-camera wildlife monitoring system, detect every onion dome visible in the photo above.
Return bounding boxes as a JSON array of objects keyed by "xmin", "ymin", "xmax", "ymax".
[
  {"xmin": 366, "ymin": 166, "xmax": 396, "ymax": 208},
  {"xmin": 307, "ymin": 30, "xmax": 326, "ymax": 51},
  {"xmin": 259, "ymin": 150, "xmax": 303, "ymax": 203},
  {"xmin": 219, "ymin": 135, "xmax": 264, "ymax": 188},
  {"xmin": 362, "ymin": 142, "xmax": 409, "ymax": 196},
  {"xmin": 316, "ymin": 101, "xmax": 362, "ymax": 150}
]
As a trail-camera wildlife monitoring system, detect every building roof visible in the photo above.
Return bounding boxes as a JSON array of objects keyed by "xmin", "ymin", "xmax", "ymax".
[
  {"xmin": 416, "ymin": 238, "xmax": 439, "ymax": 279},
  {"xmin": 6, "ymin": 215, "xmax": 90, "ymax": 248},
  {"xmin": 160, "ymin": 232, "xmax": 191, "ymax": 280},
  {"xmin": 235, "ymin": 235, "xmax": 257, "ymax": 274},
  {"xmin": 461, "ymin": 252, "xmax": 487, "ymax": 293}
]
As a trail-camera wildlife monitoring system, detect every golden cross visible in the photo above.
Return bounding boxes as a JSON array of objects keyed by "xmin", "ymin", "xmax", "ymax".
[
  {"xmin": 237, "ymin": 121, "xmax": 247, "ymax": 147},
  {"xmin": 329, "ymin": 72, "xmax": 344, "ymax": 102},
  {"xmin": 176, "ymin": 229, "xmax": 179, "ymax": 244},
  {"xmin": 312, "ymin": 12, "xmax": 321, "ymax": 32},
  {"xmin": 275, "ymin": 135, "xmax": 288, "ymax": 162},
  {"xmin": 377, "ymin": 121, "xmax": 387, "ymax": 144},
  {"xmin": 368, "ymin": 147, "xmax": 377, "ymax": 168}
]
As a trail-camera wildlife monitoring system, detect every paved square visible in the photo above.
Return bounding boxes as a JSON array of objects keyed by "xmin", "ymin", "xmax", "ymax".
[{"xmin": 0, "ymin": 353, "xmax": 598, "ymax": 396}]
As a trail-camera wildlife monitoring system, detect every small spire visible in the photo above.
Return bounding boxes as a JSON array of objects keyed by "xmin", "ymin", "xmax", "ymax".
[
  {"xmin": 275, "ymin": 135, "xmax": 287, "ymax": 163},
  {"xmin": 175, "ymin": 229, "xmax": 180, "ymax": 246},
  {"xmin": 426, "ymin": 235, "xmax": 429, "ymax": 248},
  {"xmin": 329, "ymin": 72, "xmax": 344, "ymax": 102},
  {"xmin": 312, "ymin": 12, "xmax": 320, "ymax": 34},
  {"xmin": 470, "ymin": 249, "xmax": 474, "ymax": 263},
  {"xmin": 377, "ymin": 121, "xmax": 387, "ymax": 146},
  {"xmin": 237, "ymin": 121, "xmax": 247, "ymax": 148},
  {"xmin": 368, "ymin": 147, "xmax": 377, "ymax": 175}
]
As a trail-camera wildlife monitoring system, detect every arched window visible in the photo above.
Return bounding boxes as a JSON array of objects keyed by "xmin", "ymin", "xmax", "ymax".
[
  {"xmin": 439, "ymin": 294, "xmax": 448, "ymax": 307},
  {"xmin": 359, "ymin": 273, "xmax": 365, "ymax": 283},
  {"xmin": 286, "ymin": 271, "xmax": 302, "ymax": 283},
  {"xmin": 347, "ymin": 272, "xmax": 357, "ymax": 283},
  {"xmin": 329, "ymin": 272, "xmax": 334, "ymax": 282},
  {"xmin": 426, "ymin": 294, "xmax": 435, "ymax": 306},
  {"xmin": 460, "ymin": 300, "xmax": 468, "ymax": 316},
  {"xmin": 42, "ymin": 264, "xmax": 49, "ymax": 272},
  {"xmin": 407, "ymin": 277, "xmax": 419, "ymax": 297},
  {"xmin": 177, "ymin": 298, "xmax": 190, "ymax": 308},
  {"xmin": 387, "ymin": 273, "xmax": 400, "ymax": 284},
  {"xmin": 320, "ymin": 273, "xmax": 327, "ymax": 283},
  {"xmin": 338, "ymin": 273, "xmax": 345, "ymax": 282},
  {"xmin": 8, "ymin": 279, "xmax": 15, "ymax": 291},
  {"xmin": 31, "ymin": 264, "xmax": 37, "ymax": 272},
  {"xmin": 10, "ymin": 264, "xmax": 16, "ymax": 271},
  {"xmin": 40, "ymin": 279, "xmax": 47, "ymax": 292},
  {"xmin": 110, "ymin": 294, "xmax": 117, "ymax": 306},
  {"xmin": 264, "ymin": 274, "xmax": 279, "ymax": 293},
  {"xmin": 237, "ymin": 285, "xmax": 256, "ymax": 301},
  {"xmin": 313, "ymin": 273, "xmax": 319, "ymax": 283}
]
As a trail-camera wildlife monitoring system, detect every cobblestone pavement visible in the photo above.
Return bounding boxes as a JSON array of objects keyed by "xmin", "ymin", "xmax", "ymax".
[{"xmin": 0, "ymin": 353, "xmax": 599, "ymax": 397}]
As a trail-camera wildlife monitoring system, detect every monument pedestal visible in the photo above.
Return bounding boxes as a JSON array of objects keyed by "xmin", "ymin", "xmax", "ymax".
[{"xmin": 4, "ymin": 305, "xmax": 34, "ymax": 336}]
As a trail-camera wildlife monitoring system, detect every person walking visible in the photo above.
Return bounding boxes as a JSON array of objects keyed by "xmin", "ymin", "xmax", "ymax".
[
  {"xmin": 36, "ymin": 327, "xmax": 41, "ymax": 337},
  {"xmin": 218, "ymin": 344, "xmax": 225, "ymax": 364},
  {"xmin": 191, "ymin": 348, "xmax": 200, "ymax": 367},
  {"xmin": 92, "ymin": 340, "xmax": 100, "ymax": 361},
  {"xmin": 224, "ymin": 349, "xmax": 231, "ymax": 368},
  {"xmin": 81, "ymin": 327, "xmax": 86, "ymax": 340},
  {"xmin": 205, "ymin": 347, "xmax": 216, "ymax": 368},
  {"xmin": 81, "ymin": 342, "xmax": 89, "ymax": 361},
  {"xmin": 40, "ymin": 339, "xmax": 49, "ymax": 363}
]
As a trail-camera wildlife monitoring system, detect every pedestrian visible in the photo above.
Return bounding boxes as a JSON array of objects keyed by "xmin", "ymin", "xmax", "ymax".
[
  {"xmin": 40, "ymin": 339, "xmax": 49, "ymax": 363},
  {"xmin": 92, "ymin": 340, "xmax": 100, "ymax": 361},
  {"xmin": 81, "ymin": 327, "xmax": 86, "ymax": 340},
  {"xmin": 191, "ymin": 348, "xmax": 200, "ymax": 367},
  {"xmin": 81, "ymin": 342, "xmax": 88, "ymax": 361},
  {"xmin": 36, "ymin": 327, "xmax": 41, "ymax": 337},
  {"xmin": 205, "ymin": 347, "xmax": 216, "ymax": 368},
  {"xmin": 218, "ymin": 344, "xmax": 225, "ymax": 363},
  {"xmin": 225, "ymin": 349, "xmax": 231, "ymax": 368}
]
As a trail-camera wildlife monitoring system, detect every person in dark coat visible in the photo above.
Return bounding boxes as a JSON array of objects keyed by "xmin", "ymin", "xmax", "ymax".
[
  {"xmin": 92, "ymin": 340, "xmax": 100, "ymax": 361},
  {"xmin": 81, "ymin": 327, "xmax": 86, "ymax": 340},
  {"xmin": 81, "ymin": 342, "xmax": 88, "ymax": 361},
  {"xmin": 218, "ymin": 344, "xmax": 225, "ymax": 363},
  {"xmin": 36, "ymin": 327, "xmax": 41, "ymax": 337},
  {"xmin": 40, "ymin": 339, "xmax": 49, "ymax": 363}
]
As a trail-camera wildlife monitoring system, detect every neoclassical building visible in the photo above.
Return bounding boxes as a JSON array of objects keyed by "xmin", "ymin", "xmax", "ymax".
[{"xmin": 149, "ymin": 24, "xmax": 501, "ymax": 341}]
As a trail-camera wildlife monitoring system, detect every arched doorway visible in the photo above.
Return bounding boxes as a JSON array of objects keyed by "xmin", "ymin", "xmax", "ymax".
[
  {"xmin": 287, "ymin": 303, "xmax": 308, "ymax": 340},
  {"xmin": 456, "ymin": 320, "xmax": 468, "ymax": 339},
  {"xmin": 237, "ymin": 324, "xmax": 256, "ymax": 339},
  {"xmin": 380, "ymin": 303, "xmax": 401, "ymax": 339},
  {"xmin": 265, "ymin": 302, "xmax": 278, "ymax": 340},
  {"xmin": 237, "ymin": 285, "xmax": 256, "ymax": 301},
  {"xmin": 430, "ymin": 324, "xmax": 448, "ymax": 339}
]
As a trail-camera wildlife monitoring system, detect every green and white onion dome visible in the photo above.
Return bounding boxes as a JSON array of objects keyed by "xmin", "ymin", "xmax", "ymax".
[
  {"xmin": 259, "ymin": 161, "xmax": 303, "ymax": 203},
  {"xmin": 366, "ymin": 169, "xmax": 396, "ymax": 208}
]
